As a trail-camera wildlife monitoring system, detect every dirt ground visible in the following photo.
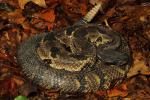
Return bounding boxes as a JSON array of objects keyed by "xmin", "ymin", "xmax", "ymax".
[{"xmin": 0, "ymin": 0, "xmax": 150, "ymax": 100}]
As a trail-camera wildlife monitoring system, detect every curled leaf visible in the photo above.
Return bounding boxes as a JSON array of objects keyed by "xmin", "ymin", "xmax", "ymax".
[{"xmin": 18, "ymin": 0, "xmax": 47, "ymax": 9}]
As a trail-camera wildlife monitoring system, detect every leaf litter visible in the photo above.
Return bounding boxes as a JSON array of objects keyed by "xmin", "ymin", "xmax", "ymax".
[{"xmin": 0, "ymin": 0, "xmax": 150, "ymax": 99}]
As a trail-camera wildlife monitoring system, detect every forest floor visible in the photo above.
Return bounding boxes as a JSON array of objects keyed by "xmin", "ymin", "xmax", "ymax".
[{"xmin": 0, "ymin": 0, "xmax": 150, "ymax": 100}]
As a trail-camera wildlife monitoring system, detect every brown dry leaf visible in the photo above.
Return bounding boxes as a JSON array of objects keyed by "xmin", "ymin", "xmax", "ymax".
[
  {"xmin": 7, "ymin": 9, "xmax": 25, "ymax": 24},
  {"xmin": 126, "ymin": 75, "xmax": 150, "ymax": 99},
  {"xmin": 18, "ymin": 0, "xmax": 47, "ymax": 9},
  {"xmin": 106, "ymin": 83, "xmax": 128, "ymax": 97},
  {"xmin": 80, "ymin": 3, "xmax": 87, "ymax": 15},
  {"xmin": 31, "ymin": 9, "xmax": 55, "ymax": 30},
  {"xmin": 96, "ymin": 83, "xmax": 128, "ymax": 97},
  {"xmin": 96, "ymin": 90, "xmax": 107, "ymax": 96},
  {"xmin": 0, "ymin": 75, "xmax": 24, "ymax": 96},
  {"xmin": 127, "ymin": 52, "xmax": 150, "ymax": 77},
  {"xmin": 36, "ymin": 9, "xmax": 55, "ymax": 22},
  {"xmin": 107, "ymin": 89, "xmax": 128, "ymax": 97}
]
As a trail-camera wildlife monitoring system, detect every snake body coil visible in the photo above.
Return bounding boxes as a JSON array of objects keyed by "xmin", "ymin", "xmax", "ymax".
[{"xmin": 17, "ymin": 3, "xmax": 131, "ymax": 93}]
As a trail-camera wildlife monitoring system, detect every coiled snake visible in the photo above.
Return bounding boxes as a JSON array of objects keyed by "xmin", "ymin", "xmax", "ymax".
[{"xmin": 17, "ymin": 3, "xmax": 132, "ymax": 93}]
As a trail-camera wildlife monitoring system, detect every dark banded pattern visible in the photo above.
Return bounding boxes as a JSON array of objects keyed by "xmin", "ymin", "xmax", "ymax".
[{"xmin": 17, "ymin": 3, "xmax": 132, "ymax": 93}]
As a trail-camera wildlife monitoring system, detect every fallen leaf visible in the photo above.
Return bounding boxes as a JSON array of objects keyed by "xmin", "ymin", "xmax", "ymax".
[
  {"xmin": 0, "ymin": 75, "xmax": 24, "ymax": 96},
  {"xmin": 127, "ymin": 52, "xmax": 150, "ymax": 77},
  {"xmin": 107, "ymin": 88, "xmax": 128, "ymax": 97},
  {"xmin": 36, "ymin": 9, "xmax": 55, "ymax": 22},
  {"xmin": 80, "ymin": 2, "xmax": 87, "ymax": 15},
  {"xmin": 106, "ymin": 83, "xmax": 128, "ymax": 97},
  {"xmin": 18, "ymin": 0, "xmax": 47, "ymax": 9},
  {"xmin": 8, "ymin": 9, "xmax": 25, "ymax": 24},
  {"xmin": 126, "ymin": 75, "xmax": 150, "ymax": 99},
  {"xmin": 96, "ymin": 83, "xmax": 128, "ymax": 97},
  {"xmin": 96, "ymin": 91, "xmax": 106, "ymax": 97},
  {"xmin": 30, "ymin": 9, "xmax": 55, "ymax": 30}
]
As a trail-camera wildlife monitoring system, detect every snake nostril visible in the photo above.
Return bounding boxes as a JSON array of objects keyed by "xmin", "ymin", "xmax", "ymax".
[
  {"xmin": 63, "ymin": 44, "xmax": 72, "ymax": 52},
  {"xmin": 43, "ymin": 59, "xmax": 52, "ymax": 64},
  {"xmin": 97, "ymin": 37, "xmax": 102, "ymax": 42}
]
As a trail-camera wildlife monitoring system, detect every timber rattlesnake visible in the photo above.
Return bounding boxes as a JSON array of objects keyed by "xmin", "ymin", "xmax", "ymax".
[{"xmin": 17, "ymin": 3, "xmax": 132, "ymax": 93}]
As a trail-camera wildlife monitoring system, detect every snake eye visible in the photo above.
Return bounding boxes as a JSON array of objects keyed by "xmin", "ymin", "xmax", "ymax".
[
  {"xmin": 51, "ymin": 47, "xmax": 60, "ymax": 58},
  {"xmin": 51, "ymin": 47, "xmax": 60, "ymax": 52}
]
